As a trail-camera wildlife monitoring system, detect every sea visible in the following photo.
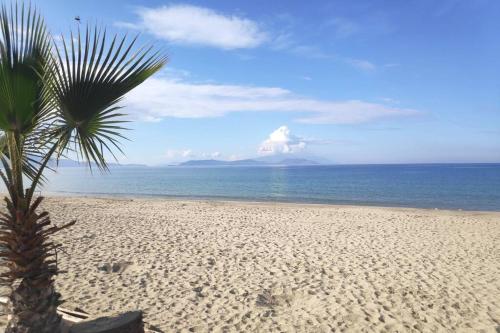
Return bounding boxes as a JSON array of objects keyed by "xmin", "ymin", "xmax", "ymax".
[{"xmin": 40, "ymin": 163, "xmax": 500, "ymax": 211}]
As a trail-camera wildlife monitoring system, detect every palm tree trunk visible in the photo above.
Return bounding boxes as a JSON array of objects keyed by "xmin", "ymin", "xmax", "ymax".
[
  {"xmin": 1, "ymin": 133, "xmax": 63, "ymax": 333},
  {"xmin": 2, "ymin": 195, "xmax": 63, "ymax": 333},
  {"xmin": 6, "ymin": 280, "xmax": 62, "ymax": 333}
]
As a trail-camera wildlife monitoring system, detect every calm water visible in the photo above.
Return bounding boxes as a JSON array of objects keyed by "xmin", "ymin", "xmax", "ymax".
[{"xmin": 39, "ymin": 164, "xmax": 500, "ymax": 211}]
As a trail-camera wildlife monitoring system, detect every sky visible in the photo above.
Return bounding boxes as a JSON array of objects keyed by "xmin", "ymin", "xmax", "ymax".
[{"xmin": 37, "ymin": 0, "xmax": 499, "ymax": 165}]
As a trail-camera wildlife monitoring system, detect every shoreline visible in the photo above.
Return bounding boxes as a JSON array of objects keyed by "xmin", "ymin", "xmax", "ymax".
[{"xmin": 40, "ymin": 192, "xmax": 500, "ymax": 215}]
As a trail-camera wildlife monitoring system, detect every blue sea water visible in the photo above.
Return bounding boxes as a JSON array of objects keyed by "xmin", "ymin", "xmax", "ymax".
[{"xmin": 40, "ymin": 163, "xmax": 500, "ymax": 211}]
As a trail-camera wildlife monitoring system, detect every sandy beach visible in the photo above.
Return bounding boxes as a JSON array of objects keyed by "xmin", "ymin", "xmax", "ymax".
[{"xmin": 1, "ymin": 196, "xmax": 499, "ymax": 332}]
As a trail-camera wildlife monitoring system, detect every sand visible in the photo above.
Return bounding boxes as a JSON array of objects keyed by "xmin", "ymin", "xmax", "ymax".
[{"xmin": 1, "ymin": 196, "xmax": 499, "ymax": 332}]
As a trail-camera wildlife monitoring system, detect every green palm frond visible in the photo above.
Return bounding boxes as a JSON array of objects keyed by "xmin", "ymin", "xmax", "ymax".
[
  {"xmin": 0, "ymin": 129, "xmax": 52, "ymax": 183},
  {"xmin": 48, "ymin": 26, "xmax": 166, "ymax": 170},
  {"xmin": 0, "ymin": 3, "xmax": 52, "ymax": 134},
  {"xmin": 0, "ymin": 3, "xmax": 53, "ymax": 186}
]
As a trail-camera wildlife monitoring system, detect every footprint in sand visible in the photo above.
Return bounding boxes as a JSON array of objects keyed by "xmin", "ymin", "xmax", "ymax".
[{"xmin": 98, "ymin": 260, "xmax": 132, "ymax": 273}]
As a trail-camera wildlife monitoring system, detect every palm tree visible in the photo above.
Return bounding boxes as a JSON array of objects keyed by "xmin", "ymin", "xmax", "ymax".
[{"xmin": 0, "ymin": 4, "xmax": 165, "ymax": 332}]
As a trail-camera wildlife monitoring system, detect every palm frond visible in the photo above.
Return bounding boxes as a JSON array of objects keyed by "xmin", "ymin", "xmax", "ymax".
[
  {"xmin": 0, "ymin": 122, "xmax": 53, "ymax": 184},
  {"xmin": 0, "ymin": 3, "xmax": 52, "ymax": 134},
  {"xmin": 48, "ymin": 26, "xmax": 166, "ymax": 170}
]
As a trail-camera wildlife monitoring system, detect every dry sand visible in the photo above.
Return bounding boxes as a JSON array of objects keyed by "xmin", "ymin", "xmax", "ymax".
[{"xmin": 1, "ymin": 196, "xmax": 499, "ymax": 332}]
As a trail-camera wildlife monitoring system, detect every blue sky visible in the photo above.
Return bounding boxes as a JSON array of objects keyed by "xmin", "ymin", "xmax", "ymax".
[{"xmin": 39, "ymin": 0, "xmax": 499, "ymax": 165}]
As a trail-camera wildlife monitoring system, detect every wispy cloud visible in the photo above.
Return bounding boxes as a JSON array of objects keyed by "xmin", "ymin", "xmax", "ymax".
[
  {"xmin": 124, "ymin": 71, "xmax": 418, "ymax": 125},
  {"xmin": 378, "ymin": 97, "xmax": 400, "ymax": 104},
  {"xmin": 164, "ymin": 149, "xmax": 221, "ymax": 161},
  {"xmin": 384, "ymin": 63, "xmax": 400, "ymax": 69},
  {"xmin": 293, "ymin": 100, "xmax": 416, "ymax": 124},
  {"xmin": 210, "ymin": 152, "xmax": 221, "ymax": 158},
  {"xmin": 291, "ymin": 45, "xmax": 332, "ymax": 59},
  {"xmin": 326, "ymin": 17, "xmax": 360, "ymax": 38},
  {"xmin": 271, "ymin": 33, "xmax": 332, "ymax": 59},
  {"xmin": 117, "ymin": 4, "xmax": 267, "ymax": 49},
  {"xmin": 272, "ymin": 31, "xmax": 376, "ymax": 70},
  {"xmin": 165, "ymin": 149, "xmax": 194, "ymax": 159},
  {"xmin": 346, "ymin": 58, "xmax": 377, "ymax": 71}
]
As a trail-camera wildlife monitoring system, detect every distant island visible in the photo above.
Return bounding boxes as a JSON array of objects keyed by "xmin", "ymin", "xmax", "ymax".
[
  {"xmin": 177, "ymin": 158, "xmax": 319, "ymax": 167},
  {"xmin": 48, "ymin": 159, "xmax": 147, "ymax": 168},
  {"xmin": 50, "ymin": 157, "xmax": 323, "ymax": 168}
]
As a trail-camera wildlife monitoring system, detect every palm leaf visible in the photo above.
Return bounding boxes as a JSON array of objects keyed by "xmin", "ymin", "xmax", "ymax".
[
  {"xmin": 0, "ymin": 3, "xmax": 52, "ymax": 134},
  {"xmin": 0, "ymin": 128, "xmax": 54, "ymax": 186},
  {"xmin": 0, "ymin": 4, "xmax": 52, "ymax": 184},
  {"xmin": 47, "ymin": 27, "xmax": 166, "ymax": 170}
]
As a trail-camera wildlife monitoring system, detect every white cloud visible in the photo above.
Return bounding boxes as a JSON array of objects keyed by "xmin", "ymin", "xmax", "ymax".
[
  {"xmin": 182, "ymin": 149, "xmax": 193, "ymax": 158},
  {"xmin": 258, "ymin": 126, "xmax": 307, "ymax": 155},
  {"xmin": 211, "ymin": 152, "xmax": 221, "ymax": 158},
  {"xmin": 125, "ymin": 73, "xmax": 418, "ymax": 125},
  {"xmin": 119, "ymin": 4, "xmax": 267, "ymax": 49}
]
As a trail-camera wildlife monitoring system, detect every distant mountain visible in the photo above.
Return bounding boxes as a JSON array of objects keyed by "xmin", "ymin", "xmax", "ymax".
[
  {"xmin": 254, "ymin": 153, "xmax": 331, "ymax": 165},
  {"xmin": 177, "ymin": 157, "xmax": 320, "ymax": 167},
  {"xmin": 178, "ymin": 159, "xmax": 226, "ymax": 166},
  {"xmin": 276, "ymin": 158, "xmax": 319, "ymax": 166},
  {"xmin": 178, "ymin": 159, "xmax": 261, "ymax": 166},
  {"xmin": 48, "ymin": 159, "xmax": 146, "ymax": 168},
  {"xmin": 230, "ymin": 159, "xmax": 267, "ymax": 166}
]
